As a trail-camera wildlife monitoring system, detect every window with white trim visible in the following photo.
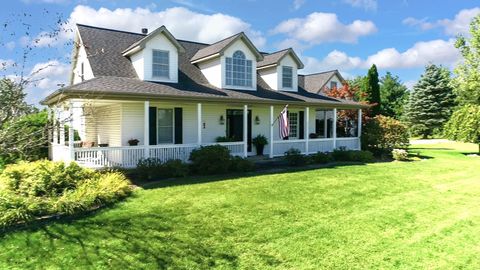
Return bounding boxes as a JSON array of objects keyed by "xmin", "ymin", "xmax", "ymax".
[
  {"xmin": 282, "ymin": 66, "xmax": 293, "ymax": 89},
  {"xmin": 226, "ymin": 50, "xmax": 253, "ymax": 87},
  {"xmin": 330, "ymin": 81, "xmax": 337, "ymax": 89},
  {"xmin": 157, "ymin": 108, "xmax": 174, "ymax": 144},
  {"xmin": 152, "ymin": 50, "xmax": 169, "ymax": 78},
  {"xmin": 288, "ymin": 112, "xmax": 298, "ymax": 138}
]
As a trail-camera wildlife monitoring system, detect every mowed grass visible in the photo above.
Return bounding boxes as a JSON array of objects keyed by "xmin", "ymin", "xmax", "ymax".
[{"xmin": 1, "ymin": 141, "xmax": 480, "ymax": 269}]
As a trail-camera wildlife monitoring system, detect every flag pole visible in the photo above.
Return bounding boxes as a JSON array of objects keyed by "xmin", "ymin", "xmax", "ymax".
[{"xmin": 271, "ymin": 104, "xmax": 288, "ymax": 126}]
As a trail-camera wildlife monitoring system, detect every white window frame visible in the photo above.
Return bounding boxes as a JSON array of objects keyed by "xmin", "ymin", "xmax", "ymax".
[
  {"xmin": 152, "ymin": 49, "xmax": 170, "ymax": 79},
  {"xmin": 288, "ymin": 112, "xmax": 298, "ymax": 139},
  {"xmin": 282, "ymin": 66, "xmax": 293, "ymax": 89},
  {"xmin": 225, "ymin": 50, "xmax": 253, "ymax": 88},
  {"xmin": 330, "ymin": 81, "xmax": 338, "ymax": 89},
  {"xmin": 157, "ymin": 108, "xmax": 175, "ymax": 144}
]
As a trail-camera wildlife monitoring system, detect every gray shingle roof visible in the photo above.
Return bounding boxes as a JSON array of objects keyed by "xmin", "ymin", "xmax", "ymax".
[
  {"xmin": 42, "ymin": 24, "xmax": 363, "ymax": 109},
  {"xmin": 190, "ymin": 33, "xmax": 240, "ymax": 62},
  {"xmin": 257, "ymin": 48, "xmax": 304, "ymax": 69},
  {"xmin": 301, "ymin": 70, "xmax": 345, "ymax": 93}
]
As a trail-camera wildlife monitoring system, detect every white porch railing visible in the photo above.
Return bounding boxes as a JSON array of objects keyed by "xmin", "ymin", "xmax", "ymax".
[
  {"xmin": 56, "ymin": 138, "xmax": 361, "ymax": 168},
  {"xmin": 336, "ymin": 137, "xmax": 361, "ymax": 150}
]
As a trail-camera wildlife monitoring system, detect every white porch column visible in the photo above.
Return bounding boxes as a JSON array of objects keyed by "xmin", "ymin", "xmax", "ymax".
[
  {"xmin": 333, "ymin": 108, "xmax": 337, "ymax": 149},
  {"xmin": 59, "ymin": 108, "xmax": 65, "ymax": 146},
  {"xmin": 305, "ymin": 107, "xmax": 309, "ymax": 154},
  {"xmin": 323, "ymin": 110, "xmax": 328, "ymax": 138},
  {"xmin": 144, "ymin": 101, "xmax": 150, "ymax": 158},
  {"xmin": 243, "ymin": 104, "xmax": 248, "ymax": 157},
  {"xmin": 269, "ymin": 105, "xmax": 274, "ymax": 158},
  {"xmin": 52, "ymin": 107, "xmax": 58, "ymax": 145},
  {"xmin": 197, "ymin": 103, "xmax": 202, "ymax": 146},
  {"xmin": 68, "ymin": 101, "xmax": 75, "ymax": 162},
  {"xmin": 357, "ymin": 109, "xmax": 362, "ymax": 150}
]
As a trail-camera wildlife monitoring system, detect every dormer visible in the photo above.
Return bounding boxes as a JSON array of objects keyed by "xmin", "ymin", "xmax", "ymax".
[
  {"xmin": 70, "ymin": 28, "xmax": 94, "ymax": 85},
  {"xmin": 191, "ymin": 33, "xmax": 263, "ymax": 91},
  {"xmin": 122, "ymin": 26, "xmax": 185, "ymax": 83},
  {"xmin": 257, "ymin": 48, "xmax": 304, "ymax": 92}
]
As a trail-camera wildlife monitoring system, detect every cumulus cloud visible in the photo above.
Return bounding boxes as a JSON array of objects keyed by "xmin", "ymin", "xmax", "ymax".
[
  {"xmin": 302, "ymin": 39, "xmax": 460, "ymax": 73},
  {"xmin": 31, "ymin": 5, "xmax": 266, "ymax": 48},
  {"xmin": 403, "ymin": 7, "xmax": 480, "ymax": 36},
  {"xmin": 272, "ymin": 12, "xmax": 377, "ymax": 48},
  {"xmin": 28, "ymin": 60, "xmax": 70, "ymax": 90},
  {"xmin": 343, "ymin": 0, "xmax": 378, "ymax": 11}
]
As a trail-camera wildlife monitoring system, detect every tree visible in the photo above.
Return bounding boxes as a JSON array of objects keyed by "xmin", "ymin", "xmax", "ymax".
[
  {"xmin": 0, "ymin": 78, "xmax": 34, "ymax": 129},
  {"xmin": 379, "ymin": 72, "xmax": 409, "ymax": 119},
  {"xmin": 348, "ymin": 75, "xmax": 367, "ymax": 101},
  {"xmin": 364, "ymin": 64, "xmax": 381, "ymax": 116},
  {"xmin": 452, "ymin": 14, "xmax": 480, "ymax": 105},
  {"xmin": 444, "ymin": 105, "xmax": 480, "ymax": 153},
  {"xmin": 406, "ymin": 64, "xmax": 456, "ymax": 138}
]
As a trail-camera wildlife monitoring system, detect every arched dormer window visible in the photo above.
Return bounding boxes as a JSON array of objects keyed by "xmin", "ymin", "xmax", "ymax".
[{"xmin": 226, "ymin": 50, "xmax": 253, "ymax": 87}]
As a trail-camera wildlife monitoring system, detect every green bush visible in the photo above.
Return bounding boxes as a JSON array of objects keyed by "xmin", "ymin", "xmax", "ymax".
[
  {"xmin": 229, "ymin": 156, "xmax": 255, "ymax": 172},
  {"xmin": 162, "ymin": 159, "xmax": 189, "ymax": 178},
  {"xmin": 332, "ymin": 148, "xmax": 375, "ymax": 163},
  {"xmin": 189, "ymin": 145, "xmax": 231, "ymax": 175},
  {"xmin": 284, "ymin": 148, "xmax": 307, "ymax": 166},
  {"xmin": 136, "ymin": 158, "xmax": 163, "ymax": 180},
  {"xmin": 215, "ymin": 136, "xmax": 236, "ymax": 142},
  {"xmin": 310, "ymin": 152, "xmax": 333, "ymax": 164},
  {"xmin": 392, "ymin": 149, "xmax": 409, "ymax": 161},
  {"xmin": 362, "ymin": 115, "xmax": 409, "ymax": 155},
  {"xmin": 0, "ymin": 160, "xmax": 132, "ymax": 228}
]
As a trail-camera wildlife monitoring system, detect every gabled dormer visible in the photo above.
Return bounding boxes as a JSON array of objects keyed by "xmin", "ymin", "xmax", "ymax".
[
  {"xmin": 122, "ymin": 26, "xmax": 185, "ymax": 83},
  {"xmin": 70, "ymin": 28, "xmax": 94, "ymax": 85},
  {"xmin": 191, "ymin": 33, "xmax": 263, "ymax": 91},
  {"xmin": 257, "ymin": 48, "xmax": 304, "ymax": 92}
]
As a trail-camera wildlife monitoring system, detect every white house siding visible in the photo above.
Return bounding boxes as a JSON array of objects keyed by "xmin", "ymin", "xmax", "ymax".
[
  {"xmin": 141, "ymin": 34, "xmax": 179, "ymax": 83},
  {"xmin": 326, "ymin": 74, "xmax": 343, "ymax": 89},
  {"xmin": 277, "ymin": 55, "xmax": 299, "ymax": 92},
  {"xmin": 121, "ymin": 103, "xmax": 145, "ymax": 146},
  {"xmin": 198, "ymin": 58, "xmax": 222, "ymax": 88},
  {"xmin": 130, "ymin": 51, "xmax": 145, "ymax": 80},
  {"xmin": 72, "ymin": 45, "xmax": 94, "ymax": 85},
  {"xmin": 258, "ymin": 67, "xmax": 278, "ymax": 90},
  {"xmin": 95, "ymin": 104, "xmax": 122, "ymax": 146}
]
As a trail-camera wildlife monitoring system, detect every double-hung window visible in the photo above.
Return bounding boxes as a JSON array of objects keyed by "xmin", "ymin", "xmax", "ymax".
[
  {"xmin": 330, "ymin": 81, "xmax": 337, "ymax": 89},
  {"xmin": 226, "ymin": 50, "xmax": 252, "ymax": 87},
  {"xmin": 282, "ymin": 66, "xmax": 293, "ymax": 89},
  {"xmin": 152, "ymin": 50, "xmax": 169, "ymax": 78},
  {"xmin": 157, "ymin": 108, "xmax": 174, "ymax": 144},
  {"xmin": 288, "ymin": 112, "xmax": 298, "ymax": 138}
]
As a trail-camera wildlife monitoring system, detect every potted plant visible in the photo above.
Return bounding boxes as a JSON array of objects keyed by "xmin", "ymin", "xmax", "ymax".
[
  {"xmin": 128, "ymin": 138, "xmax": 139, "ymax": 146},
  {"xmin": 252, "ymin": 134, "xmax": 268, "ymax": 156}
]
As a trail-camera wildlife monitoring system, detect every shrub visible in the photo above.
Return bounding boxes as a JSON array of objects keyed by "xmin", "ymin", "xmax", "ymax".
[
  {"xmin": 162, "ymin": 159, "xmax": 189, "ymax": 178},
  {"xmin": 190, "ymin": 145, "xmax": 232, "ymax": 175},
  {"xmin": 229, "ymin": 156, "xmax": 255, "ymax": 172},
  {"xmin": 284, "ymin": 148, "xmax": 307, "ymax": 166},
  {"xmin": 310, "ymin": 152, "xmax": 333, "ymax": 164},
  {"xmin": 392, "ymin": 149, "xmax": 409, "ymax": 161},
  {"xmin": 215, "ymin": 136, "xmax": 236, "ymax": 142},
  {"xmin": 136, "ymin": 158, "xmax": 164, "ymax": 180},
  {"xmin": 332, "ymin": 148, "xmax": 375, "ymax": 163},
  {"xmin": 0, "ymin": 160, "xmax": 132, "ymax": 228},
  {"xmin": 362, "ymin": 115, "xmax": 409, "ymax": 155}
]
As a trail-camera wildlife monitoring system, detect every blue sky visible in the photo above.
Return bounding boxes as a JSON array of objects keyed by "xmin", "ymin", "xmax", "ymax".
[{"xmin": 1, "ymin": 0, "xmax": 479, "ymax": 105}]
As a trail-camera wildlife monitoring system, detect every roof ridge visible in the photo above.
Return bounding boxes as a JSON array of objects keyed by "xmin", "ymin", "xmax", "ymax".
[
  {"xmin": 304, "ymin": 70, "xmax": 339, "ymax": 76},
  {"xmin": 201, "ymin": 31, "xmax": 244, "ymax": 47},
  {"xmin": 76, "ymin": 23, "xmax": 146, "ymax": 36}
]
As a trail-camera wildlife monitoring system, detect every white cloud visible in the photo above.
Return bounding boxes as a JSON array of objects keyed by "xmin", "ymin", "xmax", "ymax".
[
  {"xmin": 403, "ymin": 7, "xmax": 480, "ymax": 36},
  {"xmin": 293, "ymin": 0, "xmax": 305, "ymax": 10},
  {"xmin": 302, "ymin": 39, "xmax": 460, "ymax": 73},
  {"xmin": 0, "ymin": 59, "xmax": 15, "ymax": 71},
  {"xmin": 343, "ymin": 0, "xmax": 378, "ymax": 11},
  {"xmin": 32, "ymin": 5, "xmax": 266, "ymax": 49},
  {"xmin": 404, "ymin": 80, "xmax": 416, "ymax": 90},
  {"xmin": 28, "ymin": 60, "xmax": 70, "ymax": 90},
  {"xmin": 4, "ymin": 41, "xmax": 15, "ymax": 51},
  {"xmin": 272, "ymin": 12, "xmax": 377, "ymax": 48}
]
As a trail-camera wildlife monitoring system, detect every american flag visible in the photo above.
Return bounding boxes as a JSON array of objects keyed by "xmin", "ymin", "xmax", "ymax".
[{"xmin": 278, "ymin": 105, "xmax": 289, "ymax": 139}]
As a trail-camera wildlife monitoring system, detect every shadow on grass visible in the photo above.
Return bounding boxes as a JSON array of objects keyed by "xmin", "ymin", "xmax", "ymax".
[
  {"xmin": 1, "ymin": 208, "xmax": 240, "ymax": 269},
  {"xmin": 136, "ymin": 161, "xmax": 379, "ymax": 190}
]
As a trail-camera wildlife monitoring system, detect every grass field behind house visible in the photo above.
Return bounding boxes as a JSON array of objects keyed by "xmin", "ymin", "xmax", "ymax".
[{"xmin": 1, "ymin": 141, "xmax": 480, "ymax": 269}]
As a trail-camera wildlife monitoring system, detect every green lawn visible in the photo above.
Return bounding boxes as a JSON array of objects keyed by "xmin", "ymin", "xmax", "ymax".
[{"xmin": 1, "ymin": 141, "xmax": 480, "ymax": 269}]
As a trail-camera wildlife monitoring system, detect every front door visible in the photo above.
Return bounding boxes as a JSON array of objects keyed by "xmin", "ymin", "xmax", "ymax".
[{"xmin": 226, "ymin": 109, "xmax": 252, "ymax": 152}]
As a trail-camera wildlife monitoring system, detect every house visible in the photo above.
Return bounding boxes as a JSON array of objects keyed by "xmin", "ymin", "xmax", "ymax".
[{"xmin": 42, "ymin": 24, "xmax": 366, "ymax": 168}]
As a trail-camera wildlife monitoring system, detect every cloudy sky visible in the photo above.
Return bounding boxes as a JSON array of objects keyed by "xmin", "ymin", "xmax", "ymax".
[{"xmin": 0, "ymin": 0, "xmax": 479, "ymax": 105}]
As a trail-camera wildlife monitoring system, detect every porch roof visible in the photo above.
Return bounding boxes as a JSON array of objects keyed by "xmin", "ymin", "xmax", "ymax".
[{"xmin": 41, "ymin": 76, "xmax": 367, "ymax": 109}]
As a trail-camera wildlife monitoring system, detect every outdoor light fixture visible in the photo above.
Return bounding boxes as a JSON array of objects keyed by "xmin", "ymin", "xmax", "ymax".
[
  {"xmin": 255, "ymin": 116, "xmax": 260, "ymax": 125},
  {"xmin": 219, "ymin": 115, "xmax": 225, "ymax": 125}
]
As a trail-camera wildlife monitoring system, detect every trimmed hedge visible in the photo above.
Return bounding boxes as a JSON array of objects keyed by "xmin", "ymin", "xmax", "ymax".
[{"xmin": 0, "ymin": 160, "xmax": 132, "ymax": 228}]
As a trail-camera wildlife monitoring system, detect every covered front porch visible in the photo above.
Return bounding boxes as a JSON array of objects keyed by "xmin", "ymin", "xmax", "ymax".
[{"xmin": 49, "ymin": 99, "xmax": 362, "ymax": 168}]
